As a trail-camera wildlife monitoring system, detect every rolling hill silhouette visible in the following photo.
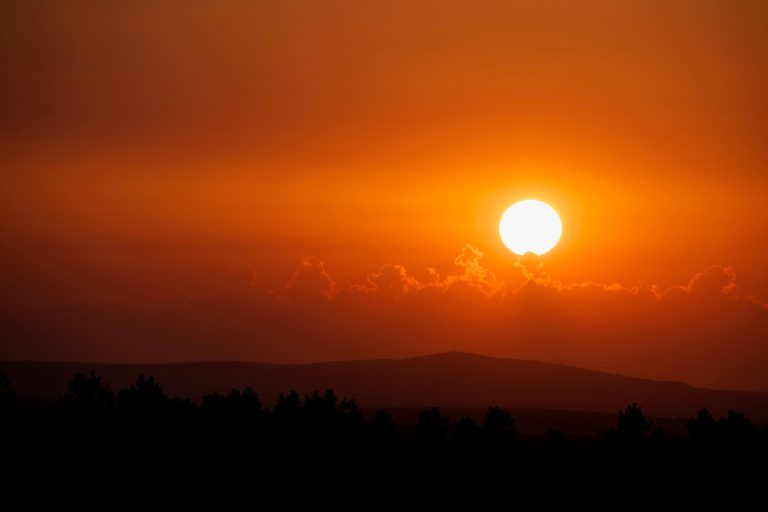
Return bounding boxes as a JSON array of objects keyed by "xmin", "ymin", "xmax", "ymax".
[{"xmin": 4, "ymin": 352, "xmax": 768, "ymax": 425}]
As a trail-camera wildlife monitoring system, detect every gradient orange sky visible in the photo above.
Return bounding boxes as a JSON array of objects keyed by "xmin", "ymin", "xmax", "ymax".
[{"xmin": 2, "ymin": 1, "xmax": 768, "ymax": 390}]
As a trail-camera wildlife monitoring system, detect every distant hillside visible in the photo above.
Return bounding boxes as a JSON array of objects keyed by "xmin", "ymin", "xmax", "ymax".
[{"xmin": 3, "ymin": 352, "xmax": 768, "ymax": 424}]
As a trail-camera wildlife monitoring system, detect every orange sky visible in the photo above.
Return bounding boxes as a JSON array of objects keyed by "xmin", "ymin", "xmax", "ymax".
[{"xmin": 2, "ymin": 1, "xmax": 768, "ymax": 390}]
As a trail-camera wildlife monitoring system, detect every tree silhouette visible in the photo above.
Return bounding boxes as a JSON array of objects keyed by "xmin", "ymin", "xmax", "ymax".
[
  {"xmin": 483, "ymin": 406, "xmax": 516, "ymax": 436},
  {"xmin": 201, "ymin": 390, "xmax": 230, "ymax": 417},
  {"xmin": 617, "ymin": 402, "xmax": 652, "ymax": 438},
  {"xmin": 453, "ymin": 416, "xmax": 481, "ymax": 444},
  {"xmin": 0, "ymin": 368, "xmax": 14, "ymax": 409},
  {"xmin": 719, "ymin": 410, "xmax": 755, "ymax": 441},
  {"xmin": 116, "ymin": 374, "xmax": 167, "ymax": 416},
  {"xmin": 4, "ymin": 367, "xmax": 768, "ymax": 485},
  {"xmin": 228, "ymin": 387, "xmax": 263, "ymax": 422},
  {"xmin": 271, "ymin": 389, "xmax": 302, "ymax": 433},
  {"xmin": 61, "ymin": 371, "xmax": 115, "ymax": 414},
  {"xmin": 200, "ymin": 388, "xmax": 263, "ymax": 438},
  {"xmin": 687, "ymin": 407, "xmax": 755, "ymax": 446},
  {"xmin": 687, "ymin": 408, "xmax": 718, "ymax": 441},
  {"xmin": 303, "ymin": 389, "xmax": 338, "ymax": 423},
  {"xmin": 414, "ymin": 407, "xmax": 450, "ymax": 444},
  {"xmin": 370, "ymin": 409, "xmax": 400, "ymax": 444},
  {"xmin": 338, "ymin": 397, "xmax": 361, "ymax": 421}
]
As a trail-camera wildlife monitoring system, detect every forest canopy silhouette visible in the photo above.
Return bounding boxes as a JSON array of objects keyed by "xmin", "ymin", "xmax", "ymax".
[{"xmin": 1, "ymin": 366, "xmax": 765, "ymax": 488}]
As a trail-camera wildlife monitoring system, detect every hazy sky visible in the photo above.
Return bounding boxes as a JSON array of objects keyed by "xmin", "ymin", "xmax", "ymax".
[{"xmin": 2, "ymin": 1, "xmax": 768, "ymax": 390}]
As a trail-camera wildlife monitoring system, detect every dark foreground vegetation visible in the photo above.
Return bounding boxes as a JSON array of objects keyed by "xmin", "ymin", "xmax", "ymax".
[{"xmin": 1, "ymin": 368, "xmax": 766, "ymax": 494}]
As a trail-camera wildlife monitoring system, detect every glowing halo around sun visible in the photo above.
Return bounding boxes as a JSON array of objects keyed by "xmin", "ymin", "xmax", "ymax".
[{"xmin": 499, "ymin": 200, "xmax": 562, "ymax": 256}]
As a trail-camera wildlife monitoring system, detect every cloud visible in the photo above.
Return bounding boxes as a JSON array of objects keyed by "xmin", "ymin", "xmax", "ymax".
[
  {"xmin": 440, "ymin": 245, "xmax": 506, "ymax": 297},
  {"xmin": 513, "ymin": 253, "xmax": 549, "ymax": 283},
  {"xmin": 674, "ymin": 265, "xmax": 738, "ymax": 298},
  {"xmin": 350, "ymin": 264, "xmax": 424, "ymax": 299},
  {"xmin": 745, "ymin": 294, "xmax": 768, "ymax": 311},
  {"xmin": 225, "ymin": 263, "xmax": 259, "ymax": 289},
  {"xmin": 336, "ymin": 244, "xmax": 504, "ymax": 299},
  {"xmin": 257, "ymin": 245, "xmax": 768, "ymax": 390},
  {"xmin": 281, "ymin": 256, "xmax": 338, "ymax": 303},
  {"xmin": 273, "ymin": 247, "xmax": 757, "ymax": 310},
  {"xmin": 5, "ymin": 244, "xmax": 768, "ymax": 391}
]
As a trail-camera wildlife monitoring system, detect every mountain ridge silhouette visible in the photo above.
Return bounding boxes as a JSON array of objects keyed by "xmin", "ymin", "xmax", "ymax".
[{"xmin": 4, "ymin": 351, "xmax": 767, "ymax": 422}]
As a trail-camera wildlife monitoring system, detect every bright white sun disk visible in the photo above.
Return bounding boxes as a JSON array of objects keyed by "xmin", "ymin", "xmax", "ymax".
[{"xmin": 499, "ymin": 200, "xmax": 562, "ymax": 256}]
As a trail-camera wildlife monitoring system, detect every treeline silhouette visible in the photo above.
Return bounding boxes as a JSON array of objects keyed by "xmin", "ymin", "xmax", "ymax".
[{"xmin": 1, "ymin": 368, "xmax": 766, "ymax": 489}]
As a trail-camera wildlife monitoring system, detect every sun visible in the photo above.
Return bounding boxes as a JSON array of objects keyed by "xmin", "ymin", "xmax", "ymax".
[{"xmin": 499, "ymin": 200, "xmax": 562, "ymax": 256}]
